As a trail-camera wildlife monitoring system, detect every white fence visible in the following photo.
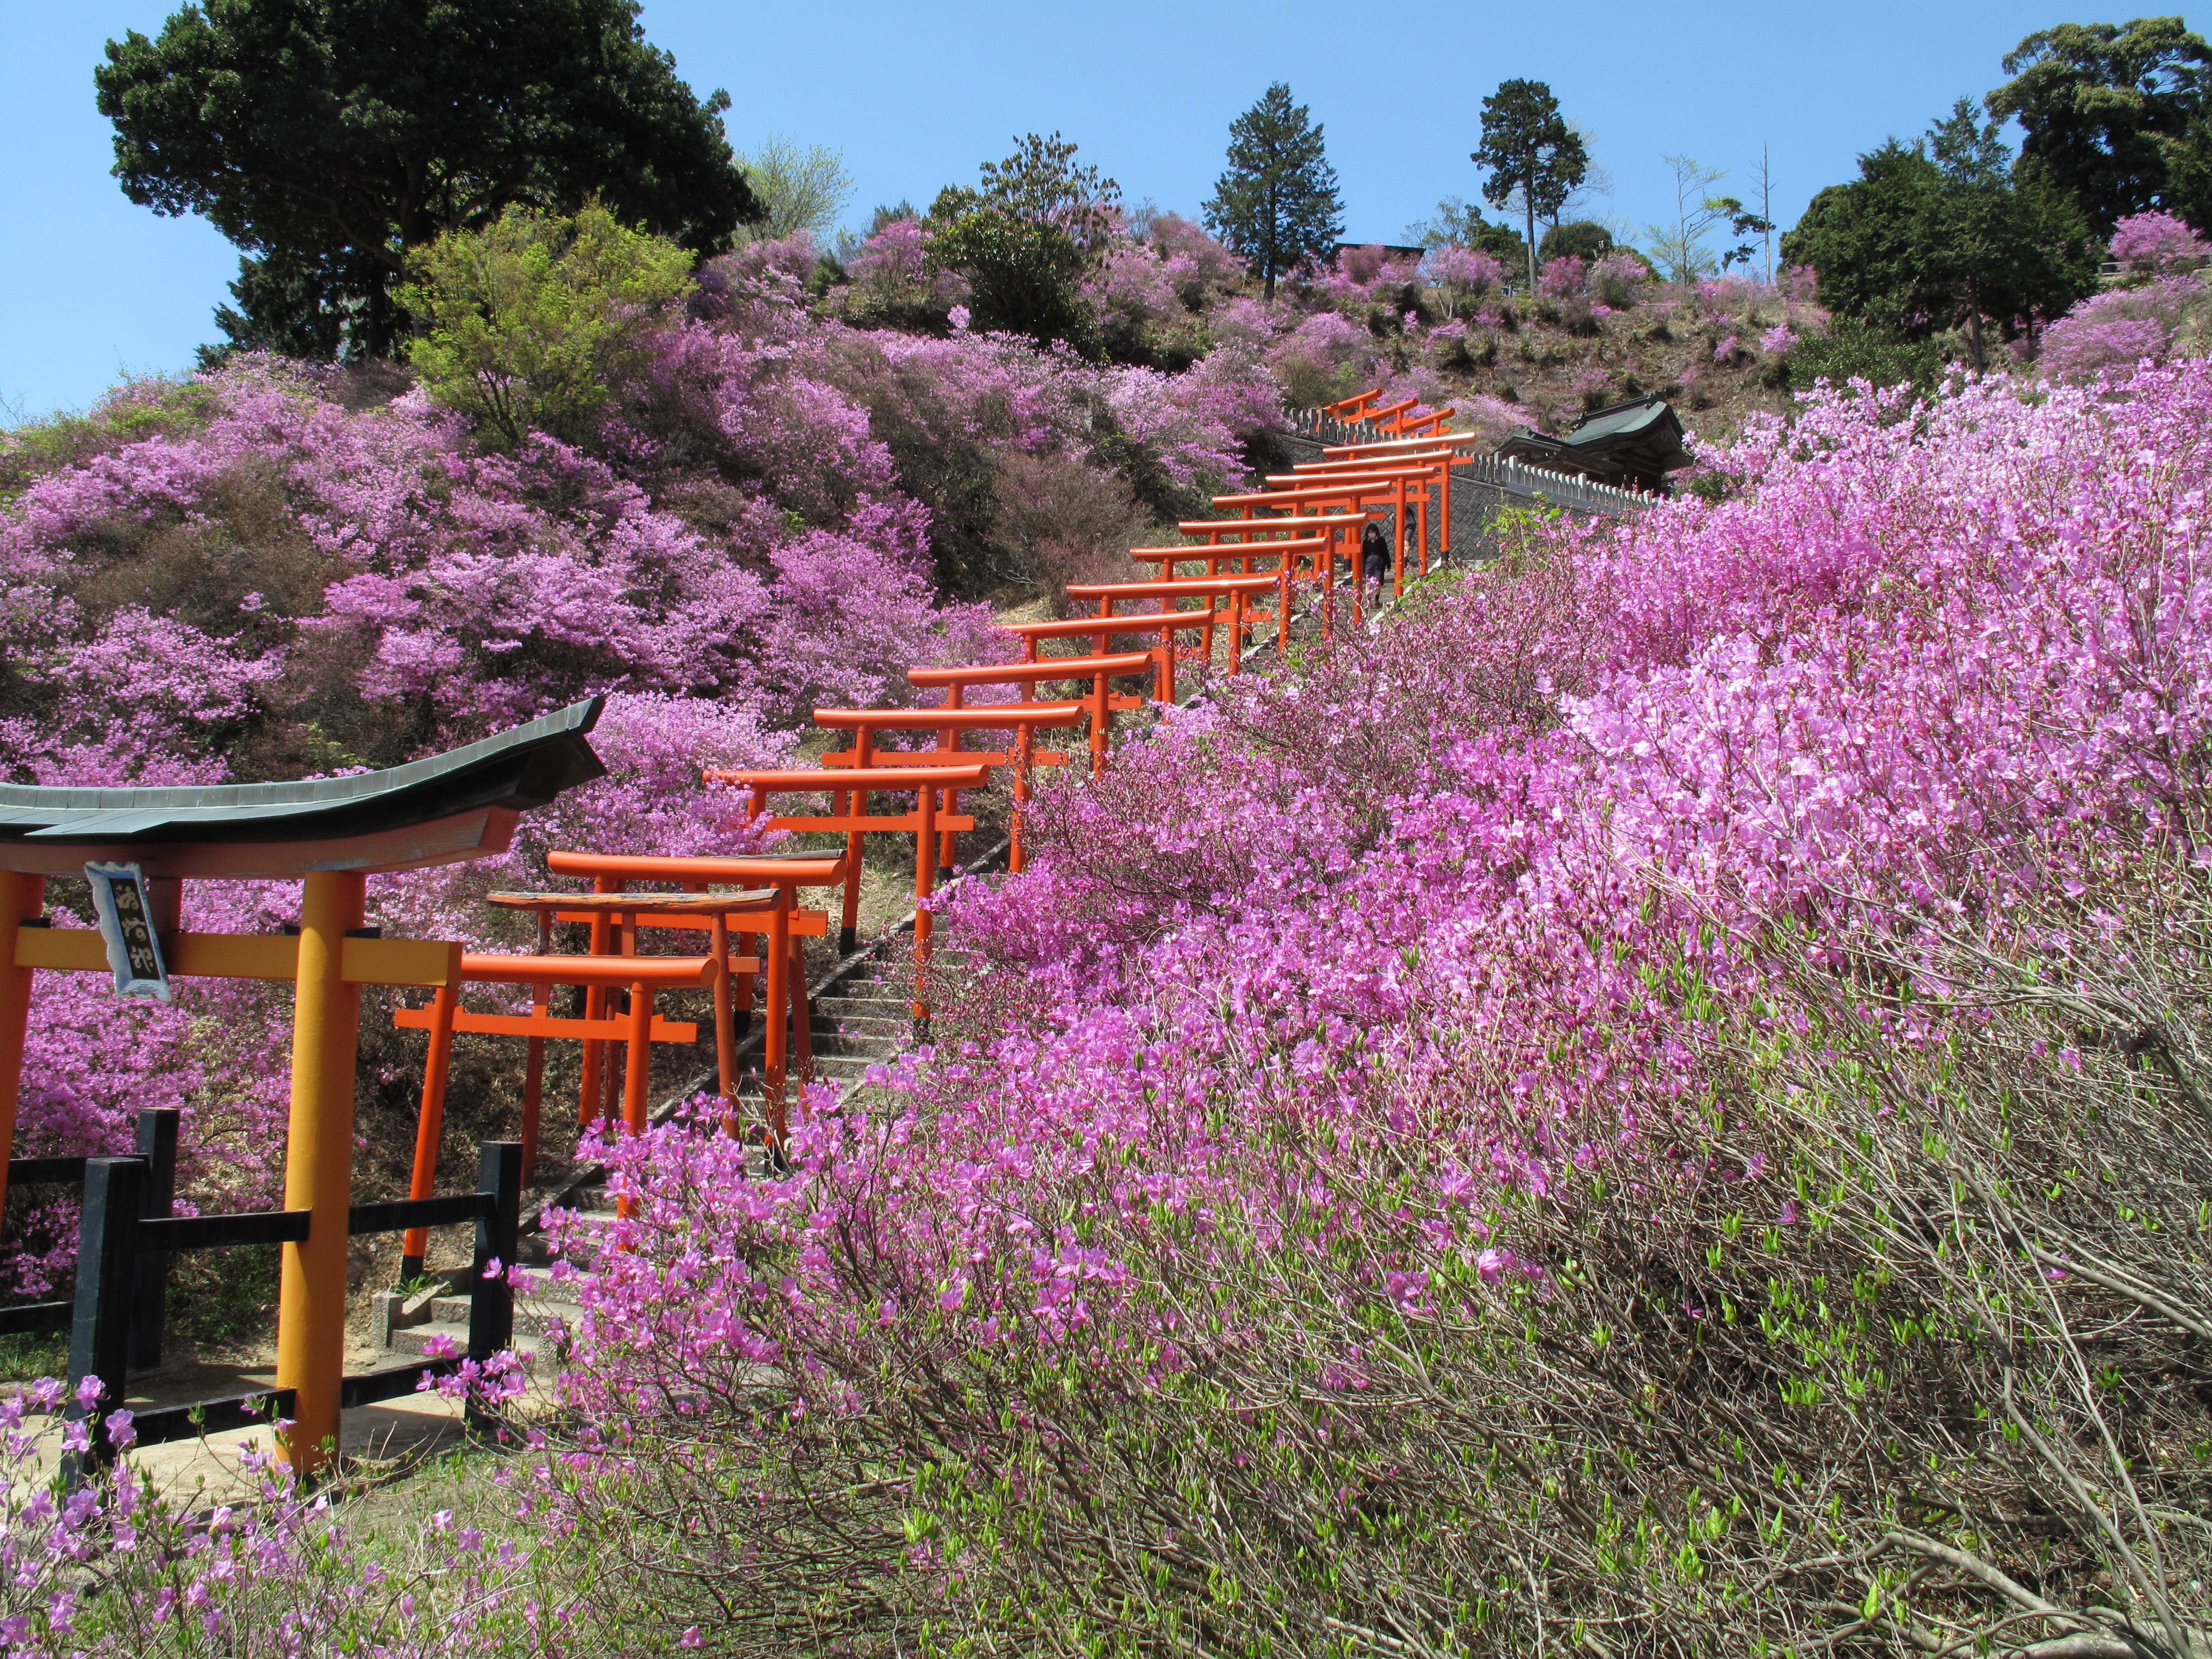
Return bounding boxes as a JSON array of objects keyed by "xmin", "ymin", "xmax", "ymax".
[{"xmin": 1281, "ymin": 406, "xmax": 1653, "ymax": 518}]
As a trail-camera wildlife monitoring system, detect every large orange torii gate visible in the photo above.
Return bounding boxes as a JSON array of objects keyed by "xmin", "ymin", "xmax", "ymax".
[
  {"xmin": 0, "ymin": 699, "xmax": 606, "ymax": 1471},
  {"xmin": 702, "ymin": 764, "xmax": 990, "ymax": 1030},
  {"xmin": 1269, "ymin": 461, "xmax": 1454, "ymax": 594},
  {"xmin": 541, "ymin": 849, "xmax": 846, "ymax": 1141},
  {"xmin": 1205, "ymin": 482, "xmax": 1394, "ymax": 633},
  {"xmin": 906, "ymin": 652, "xmax": 1156, "ymax": 776},
  {"xmin": 1131, "ymin": 528, "xmax": 1332, "ymax": 590}
]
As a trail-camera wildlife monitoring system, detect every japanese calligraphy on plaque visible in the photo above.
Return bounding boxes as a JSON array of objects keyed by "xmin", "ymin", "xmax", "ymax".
[{"xmin": 84, "ymin": 862, "xmax": 170, "ymax": 1002}]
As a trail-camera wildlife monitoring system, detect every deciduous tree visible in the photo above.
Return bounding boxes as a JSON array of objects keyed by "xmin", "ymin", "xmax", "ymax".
[
  {"xmin": 396, "ymin": 201, "xmax": 693, "ymax": 447},
  {"xmin": 734, "ymin": 136, "xmax": 855, "ymax": 246},
  {"xmin": 96, "ymin": 0, "xmax": 757, "ymax": 360},
  {"xmin": 1203, "ymin": 84, "xmax": 1343, "ymax": 303}
]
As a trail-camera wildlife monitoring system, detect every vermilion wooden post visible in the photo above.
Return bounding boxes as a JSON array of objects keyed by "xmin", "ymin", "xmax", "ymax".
[
  {"xmin": 840, "ymin": 728, "xmax": 875, "ymax": 956},
  {"xmin": 710, "ymin": 913, "xmax": 737, "ymax": 1130},
  {"xmin": 912, "ymin": 783, "xmax": 937, "ymax": 1034},
  {"xmin": 0, "ymin": 873, "xmax": 45, "ymax": 1225},
  {"xmin": 622, "ymin": 966, "xmax": 653, "ymax": 1140},
  {"xmin": 399, "ymin": 982, "xmax": 459, "ymax": 1280},
  {"xmin": 578, "ymin": 875, "xmax": 617, "ymax": 1128},
  {"xmin": 936, "ymin": 685, "xmax": 966, "ymax": 882},
  {"xmin": 757, "ymin": 887, "xmax": 790, "ymax": 1142},
  {"xmin": 276, "ymin": 868, "xmax": 366, "ymax": 1474}
]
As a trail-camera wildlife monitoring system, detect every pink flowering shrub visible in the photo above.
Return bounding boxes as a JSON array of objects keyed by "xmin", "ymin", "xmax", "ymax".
[
  {"xmin": 1536, "ymin": 254, "xmax": 1586, "ymax": 299},
  {"xmin": 1421, "ymin": 244, "xmax": 1506, "ymax": 315},
  {"xmin": 0, "ymin": 1375, "xmax": 627, "ymax": 1653},
  {"xmin": 2108, "ymin": 208, "xmax": 2209, "ymax": 276},
  {"xmin": 847, "ymin": 218, "xmax": 930, "ymax": 291},
  {"xmin": 526, "ymin": 364, "xmax": 2212, "ymax": 1650},
  {"xmin": 1587, "ymin": 249, "xmax": 1651, "ymax": 309},
  {"xmin": 1314, "ymin": 243, "xmax": 1421, "ymax": 309},
  {"xmin": 1144, "ymin": 213, "xmax": 1244, "ymax": 291},
  {"xmin": 1263, "ymin": 309, "xmax": 1378, "ymax": 407},
  {"xmin": 2040, "ymin": 274, "xmax": 2206, "ymax": 379}
]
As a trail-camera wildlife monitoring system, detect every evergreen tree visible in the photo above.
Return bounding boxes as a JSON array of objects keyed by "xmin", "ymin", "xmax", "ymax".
[
  {"xmin": 1203, "ymin": 84, "xmax": 1343, "ymax": 302},
  {"xmin": 1782, "ymin": 101, "xmax": 2099, "ymax": 370},
  {"xmin": 96, "ymin": 0, "xmax": 757, "ymax": 360},
  {"xmin": 1472, "ymin": 80, "xmax": 1588, "ymax": 291},
  {"xmin": 928, "ymin": 133, "xmax": 1120, "ymax": 353},
  {"xmin": 1988, "ymin": 18, "xmax": 2211, "ymax": 234}
]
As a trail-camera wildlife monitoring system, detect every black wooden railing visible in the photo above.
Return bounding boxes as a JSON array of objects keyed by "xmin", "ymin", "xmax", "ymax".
[{"xmin": 3, "ymin": 1122, "xmax": 522, "ymax": 1472}]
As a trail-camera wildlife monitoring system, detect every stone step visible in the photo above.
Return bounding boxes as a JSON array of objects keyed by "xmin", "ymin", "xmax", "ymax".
[
  {"xmin": 807, "ymin": 1028, "xmax": 897, "ymax": 1058},
  {"xmin": 818, "ymin": 992, "xmax": 909, "ymax": 1018},
  {"xmin": 389, "ymin": 1320, "xmax": 543, "ymax": 1360},
  {"xmin": 818, "ymin": 1018, "xmax": 905, "ymax": 1044},
  {"xmin": 428, "ymin": 1294, "xmax": 575, "ymax": 1336},
  {"xmin": 804, "ymin": 1054, "xmax": 883, "ymax": 1082}
]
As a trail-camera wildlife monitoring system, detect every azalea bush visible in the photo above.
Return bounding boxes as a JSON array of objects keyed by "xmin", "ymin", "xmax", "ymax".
[
  {"xmin": 513, "ymin": 364, "xmax": 2212, "ymax": 1654},
  {"xmin": 2041, "ymin": 215, "xmax": 2212, "ymax": 381}
]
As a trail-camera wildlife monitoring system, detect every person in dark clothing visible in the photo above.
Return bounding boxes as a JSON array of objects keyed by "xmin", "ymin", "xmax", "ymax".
[{"xmin": 1360, "ymin": 520, "xmax": 1391, "ymax": 592}]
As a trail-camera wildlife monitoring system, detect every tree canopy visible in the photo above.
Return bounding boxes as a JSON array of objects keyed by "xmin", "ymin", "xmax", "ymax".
[
  {"xmin": 735, "ymin": 136, "xmax": 855, "ymax": 247},
  {"xmin": 1472, "ymin": 80, "xmax": 1587, "ymax": 291},
  {"xmin": 928, "ymin": 133, "xmax": 1121, "ymax": 352},
  {"xmin": 96, "ymin": 0, "xmax": 758, "ymax": 360},
  {"xmin": 1988, "ymin": 16, "xmax": 2212, "ymax": 235},
  {"xmin": 1202, "ymin": 84, "xmax": 1343, "ymax": 303},
  {"xmin": 1782, "ymin": 101, "xmax": 2098, "ymax": 368}
]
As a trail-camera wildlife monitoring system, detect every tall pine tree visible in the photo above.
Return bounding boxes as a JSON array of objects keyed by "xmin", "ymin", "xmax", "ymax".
[
  {"xmin": 1471, "ymin": 80, "xmax": 1587, "ymax": 292},
  {"xmin": 1203, "ymin": 84, "xmax": 1342, "ymax": 302}
]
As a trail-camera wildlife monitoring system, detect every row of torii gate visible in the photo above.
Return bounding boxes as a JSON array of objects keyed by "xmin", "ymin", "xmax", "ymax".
[{"xmin": 0, "ymin": 390, "xmax": 1476, "ymax": 1470}]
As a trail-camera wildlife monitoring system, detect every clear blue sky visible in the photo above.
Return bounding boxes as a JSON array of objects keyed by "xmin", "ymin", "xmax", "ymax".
[{"xmin": 1, "ymin": 1, "xmax": 2093, "ymax": 420}]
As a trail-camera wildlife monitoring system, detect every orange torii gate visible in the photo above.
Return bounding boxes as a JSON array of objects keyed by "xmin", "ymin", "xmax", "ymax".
[
  {"xmin": 701, "ymin": 765, "xmax": 991, "ymax": 1031},
  {"xmin": 0, "ymin": 699, "xmax": 604, "ymax": 1471},
  {"xmin": 1205, "ymin": 482, "xmax": 1396, "ymax": 634},
  {"xmin": 906, "ymin": 652, "xmax": 1155, "ymax": 776},
  {"xmin": 1318, "ymin": 387, "xmax": 1455, "ymax": 439},
  {"xmin": 1289, "ymin": 452, "xmax": 1462, "ymax": 544},
  {"xmin": 813, "ymin": 702, "xmax": 1087, "ymax": 897},
  {"xmin": 1319, "ymin": 430, "xmax": 1499, "ymax": 572},
  {"xmin": 1270, "ymin": 460, "xmax": 1453, "ymax": 595},
  {"xmin": 1057, "ymin": 573, "xmax": 1286, "ymax": 700},
  {"xmin": 1000, "ymin": 611, "xmax": 1236, "ymax": 678},
  {"xmin": 893, "ymin": 652, "xmax": 1154, "ymax": 888},
  {"xmin": 1133, "ymin": 527, "xmax": 1330, "ymax": 573},
  {"xmin": 394, "ymin": 919, "xmax": 745, "ymax": 1261},
  {"xmin": 541, "ymin": 850, "xmax": 846, "ymax": 1142}
]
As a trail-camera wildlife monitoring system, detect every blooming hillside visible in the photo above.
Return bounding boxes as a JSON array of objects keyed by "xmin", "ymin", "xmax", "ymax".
[
  {"xmin": 0, "ymin": 249, "xmax": 1287, "ymax": 1266},
  {"xmin": 540, "ymin": 363, "xmax": 2212, "ymax": 1653}
]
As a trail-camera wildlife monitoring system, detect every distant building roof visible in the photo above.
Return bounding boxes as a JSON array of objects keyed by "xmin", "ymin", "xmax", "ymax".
[{"xmin": 1493, "ymin": 395, "xmax": 1692, "ymax": 493}]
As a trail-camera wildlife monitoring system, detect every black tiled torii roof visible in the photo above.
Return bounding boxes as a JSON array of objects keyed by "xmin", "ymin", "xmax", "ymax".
[{"xmin": 0, "ymin": 697, "xmax": 605, "ymax": 847}]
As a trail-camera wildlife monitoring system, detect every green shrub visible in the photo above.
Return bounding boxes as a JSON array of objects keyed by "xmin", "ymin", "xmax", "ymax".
[
  {"xmin": 1789, "ymin": 315, "xmax": 1952, "ymax": 395},
  {"xmin": 397, "ymin": 201, "xmax": 693, "ymax": 447},
  {"xmin": 1538, "ymin": 219, "xmax": 1613, "ymax": 262}
]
